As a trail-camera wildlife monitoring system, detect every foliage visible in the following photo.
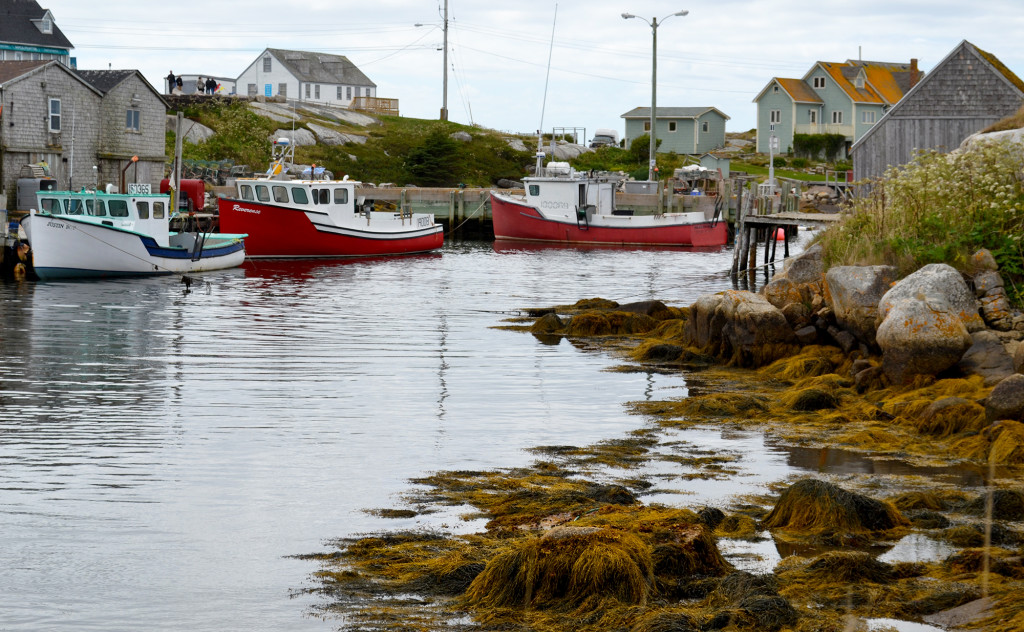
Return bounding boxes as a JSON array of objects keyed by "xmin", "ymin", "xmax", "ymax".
[
  {"xmin": 792, "ymin": 133, "xmax": 846, "ymax": 161},
  {"xmin": 177, "ymin": 101, "xmax": 277, "ymax": 170},
  {"xmin": 628, "ymin": 134, "xmax": 663, "ymax": 164},
  {"xmin": 819, "ymin": 138, "xmax": 1024, "ymax": 303},
  {"xmin": 790, "ymin": 157, "xmax": 809, "ymax": 169},
  {"xmin": 175, "ymin": 103, "xmax": 533, "ymax": 187},
  {"xmin": 404, "ymin": 128, "xmax": 464, "ymax": 187},
  {"xmin": 772, "ymin": 157, "xmax": 787, "ymax": 168}
]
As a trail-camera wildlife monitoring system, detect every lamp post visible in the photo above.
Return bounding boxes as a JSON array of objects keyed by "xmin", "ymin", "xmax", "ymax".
[{"xmin": 622, "ymin": 9, "xmax": 688, "ymax": 182}]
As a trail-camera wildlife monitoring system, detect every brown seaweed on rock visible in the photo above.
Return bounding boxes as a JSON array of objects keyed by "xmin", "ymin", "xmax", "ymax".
[
  {"xmin": 761, "ymin": 478, "xmax": 909, "ymax": 535},
  {"xmin": 464, "ymin": 527, "xmax": 654, "ymax": 610}
]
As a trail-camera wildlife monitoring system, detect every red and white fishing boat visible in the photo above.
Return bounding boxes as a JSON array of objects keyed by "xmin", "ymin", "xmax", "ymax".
[
  {"xmin": 218, "ymin": 139, "xmax": 443, "ymax": 258},
  {"xmin": 490, "ymin": 158, "xmax": 727, "ymax": 247}
]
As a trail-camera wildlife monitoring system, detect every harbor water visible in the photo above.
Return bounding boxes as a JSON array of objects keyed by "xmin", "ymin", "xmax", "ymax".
[{"xmin": 0, "ymin": 234, "xmax": 941, "ymax": 631}]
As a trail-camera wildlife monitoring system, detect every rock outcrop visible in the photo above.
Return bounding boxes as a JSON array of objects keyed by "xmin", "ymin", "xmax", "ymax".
[{"xmin": 683, "ymin": 290, "xmax": 798, "ymax": 368}]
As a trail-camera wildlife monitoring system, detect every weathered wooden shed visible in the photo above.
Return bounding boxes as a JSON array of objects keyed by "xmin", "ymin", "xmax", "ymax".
[{"xmin": 851, "ymin": 40, "xmax": 1024, "ymax": 182}]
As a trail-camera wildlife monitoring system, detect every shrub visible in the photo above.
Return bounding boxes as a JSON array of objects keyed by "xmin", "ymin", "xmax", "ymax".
[
  {"xmin": 791, "ymin": 157, "xmax": 809, "ymax": 168},
  {"xmin": 772, "ymin": 157, "xmax": 787, "ymax": 168},
  {"xmin": 819, "ymin": 138, "xmax": 1024, "ymax": 303}
]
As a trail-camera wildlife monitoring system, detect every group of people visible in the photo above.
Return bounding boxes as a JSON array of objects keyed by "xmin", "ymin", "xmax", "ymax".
[{"xmin": 165, "ymin": 71, "xmax": 219, "ymax": 95}]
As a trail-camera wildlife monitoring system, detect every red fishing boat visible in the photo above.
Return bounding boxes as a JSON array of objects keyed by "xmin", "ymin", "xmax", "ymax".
[
  {"xmin": 490, "ymin": 160, "xmax": 727, "ymax": 247},
  {"xmin": 218, "ymin": 139, "xmax": 443, "ymax": 258}
]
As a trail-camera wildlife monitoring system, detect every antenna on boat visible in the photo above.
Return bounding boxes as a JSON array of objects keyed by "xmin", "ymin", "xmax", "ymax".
[{"xmin": 536, "ymin": 3, "xmax": 558, "ymax": 174}]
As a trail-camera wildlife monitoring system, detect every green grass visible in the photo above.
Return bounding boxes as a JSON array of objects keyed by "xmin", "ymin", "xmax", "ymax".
[{"xmin": 731, "ymin": 160, "xmax": 827, "ymax": 182}]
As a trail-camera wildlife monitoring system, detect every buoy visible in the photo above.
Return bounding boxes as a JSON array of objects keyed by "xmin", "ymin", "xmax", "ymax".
[{"xmin": 775, "ymin": 227, "xmax": 786, "ymax": 240}]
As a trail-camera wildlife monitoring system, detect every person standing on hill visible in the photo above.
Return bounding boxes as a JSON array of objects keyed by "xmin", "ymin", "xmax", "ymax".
[
  {"xmin": 175, "ymin": 75, "xmax": 183, "ymax": 93},
  {"xmin": 166, "ymin": 70, "xmax": 175, "ymax": 94}
]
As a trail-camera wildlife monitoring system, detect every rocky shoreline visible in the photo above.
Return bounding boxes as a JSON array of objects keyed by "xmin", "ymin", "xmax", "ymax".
[{"xmin": 310, "ymin": 251, "xmax": 1024, "ymax": 632}]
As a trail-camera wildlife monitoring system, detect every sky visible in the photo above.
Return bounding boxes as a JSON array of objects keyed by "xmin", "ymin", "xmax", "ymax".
[{"xmin": 41, "ymin": 0, "xmax": 1024, "ymax": 143}]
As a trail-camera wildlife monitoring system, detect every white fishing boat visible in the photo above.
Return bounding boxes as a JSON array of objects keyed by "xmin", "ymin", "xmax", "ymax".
[{"xmin": 21, "ymin": 186, "xmax": 246, "ymax": 280}]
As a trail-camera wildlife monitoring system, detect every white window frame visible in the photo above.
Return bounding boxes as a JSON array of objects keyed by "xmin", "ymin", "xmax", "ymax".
[
  {"xmin": 808, "ymin": 109, "xmax": 817, "ymax": 124},
  {"xmin": 832, "ymin": 110, "xmax": 843, "ymax": 124},
  {"xmin": 769, "ymin": 109, "xmax": 781, "ymax": 124},
  {"xmin": 336, "ymin": 86, "xmax": 342, "ymax": 100},
  {"xmin": 346, "ymin": 86, "xmax": 352, "ymax": 100},
  {"xmin": 813, "ymin": 76, "xmax": 826, "ymax": 89},
  {"xmin": 862, "ymin": 110, "xmax": 876, "ymax": 124},
  {"xmin": 262, "ymin": 57, "xmax": 272, "ymax": 72},
  {"xmin": 701, "ymin": 121, "xmax": 709, "ymax": 133},
  {"xmin": 125, "ymin": 108, "xmax": 140, "ymax": 132},
  {"xmin": 668, "ymin": 121, "xmax": 677, "ymax": 132},
  {"xmin": 643, "ymin": 121, "xmax": 651, "ymax": 132},
  {"xmin": 315, "ymin": 84, "xmax": 320, "ymax": 100},
  {"xmin": 305, "ymin": 83, "xmax": 310, "ymax": 98},
  {"xmin": 48, "ymin": 98, "xmax": 61, "ymax": 132}
]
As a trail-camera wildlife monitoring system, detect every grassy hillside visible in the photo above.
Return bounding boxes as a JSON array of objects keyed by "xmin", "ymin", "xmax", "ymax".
[{"xmin": 172, "ymin": 100, "xmax": 533, "ymax": 188}]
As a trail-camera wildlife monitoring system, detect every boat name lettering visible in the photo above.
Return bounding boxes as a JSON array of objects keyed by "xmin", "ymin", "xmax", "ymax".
[
  {"xmin": 540, "ymin": 201, "xmax": 570, "ymax": 210},
  {"xmin": 232, "ymin": 204, "xmax": 260, "ymax": 215},
  {"xmin": 46, "ymin": 220, "xmax": 72, "ymax": 230},
  {"xmin": 417, "ymin": 216, "xmax": 431, "ymax": 227}
]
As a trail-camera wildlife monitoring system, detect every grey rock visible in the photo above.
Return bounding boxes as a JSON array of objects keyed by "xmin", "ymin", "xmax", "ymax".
[
  {"xmin": 973, "ymin": 270, "xmax": 1004, "ymax": 297},
  {"xmin": 308, "ymin": 122, "xmax": 367, "ymax": 146},
  {"xmin": 794, "ymin": 325, "xmax": 818, "ymax": 345},
  {"xmin": 778, "ymin": 243, "xmax": 824, "ymax": 284},
  {"xmin": 168, "ymin": 117, "xmax": 215, "ymax": 143},
  {"xmin": 876, "ymin": 295, "xmax": 973, "ymax": 384},
  {"xmin": 270, "ymin": 128, "xmax": 317, "ymax": 146},
  {"xmin": 877, "ymin": 263, "xmax": 984, "ymax": 333},
  {"xmin": 450, "ymin": 131, "xmax": 472, "ymax": 142},
  {"xmin": 958, "ymin": 330, "xmax": 1016, "ymax": 386},
  {"xmin": 825, "ymin": 265, "xmax": 897, "ymax": 347},
  {"xmin": 683, "ymin": 290, "xmax": 797, "ymax": 368},
  {"xmin": 986, "ymin": 373, "xmax": 1024, "ymax": 422}
]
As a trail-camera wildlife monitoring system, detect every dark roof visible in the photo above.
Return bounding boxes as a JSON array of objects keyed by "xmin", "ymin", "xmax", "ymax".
[
  {"xmin": 265, "ymin": 48, "xmax": 375, "ymax": 87},
  {"xmin": 75, "ymin": 69, "xmax": 136, "ymax": 94},
  {"xmin": 0, "ymin": 0, "xmax": 73, "ymax": 51},
  {"xmin": 0, "ymin": 58, "xmax": 48, "ymax": 83},
  {"xmin": 621, "ymin": 106, "xmax": 730, "ymax": 120}
]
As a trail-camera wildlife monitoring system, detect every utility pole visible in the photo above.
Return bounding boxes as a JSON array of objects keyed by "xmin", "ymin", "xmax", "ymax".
[{"xmin": 441, "ymin": 0, "xmax": 449, "ymax": 121}]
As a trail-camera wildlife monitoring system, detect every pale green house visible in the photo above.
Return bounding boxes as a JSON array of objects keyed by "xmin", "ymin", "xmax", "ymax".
[
  {"xmin": 753, "ymin": 59, "xmax": 921, "ymax": 156},
  {"xmin": 621, "ymin": 107, "xmax": 729, "ymax": 155}
]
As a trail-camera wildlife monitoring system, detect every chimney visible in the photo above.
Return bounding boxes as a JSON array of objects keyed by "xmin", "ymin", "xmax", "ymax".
[{"xmin": 910, "ymin": 58, "xmax": 920, "ymax": 88}]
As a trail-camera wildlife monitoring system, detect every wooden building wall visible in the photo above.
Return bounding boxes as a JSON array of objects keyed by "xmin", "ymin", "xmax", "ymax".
[{"xmin": 853, "ymin": 43, "xmax": 1024, "ymax": 182}]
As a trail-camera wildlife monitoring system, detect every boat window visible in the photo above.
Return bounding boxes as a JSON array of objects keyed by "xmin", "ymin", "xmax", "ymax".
[
  {"xmin": 92, "ymin": 200, "xmax": 106, "ymax": 217},
  {"xmin": 108, "ymin": 200, "xmax": 129, "ymax": 217},
  {"xmin": 333, "ymin": 188, "xmax": 349, "ymax": 204},
  {"xmin": 311, "ymin": 188, "xmax": 330, "ymax": 205},
  {"xmin": 40, "ymin": 198, "xmax": 61, "ymax": 214},
  {"xmin": 291, "ymin": 187, "xmax": 309, "ymax": 204},
  {"xmin": 273, "ymin": 186, "xmax": 289, "ymax": 203},
  {"xmin": 153, "ymin": 201, "xmax": 165, "ymax": 219},
  {"xmin": 255, "ymin": 185, "xmax": 271, "ymax": 202},
  {"xmin": 137, "ymin": 201, "xmax": 150, "ymax": 219},
  {"xmin": 240, "ymin": 185, "xmax": 254, "ymax": 201},
  {"xmin": 64, "ymin": 198, "xmax": 85, "ymax": 215},
  {"xmin": 529, "ymin": 185, "xmax": 540, "ymax": 196}
]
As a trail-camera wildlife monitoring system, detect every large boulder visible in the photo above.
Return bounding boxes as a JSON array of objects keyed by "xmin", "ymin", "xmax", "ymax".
[
  {"xmin": 877, "ymin": 263, "xmax": 984, "ymax": 332},
  {"xmin": 986, "ymin": 374, "xmax": 1024, "ymax": 422},
  {"xmin": 876, "ymin": 295, "xmax": 973, "ymax": 384},
  {"xmin": 307, "ymin": 122, "xmax": 367, "ymax": 145},
  {"xmin": 824, "ymin": 265, "xmax": 897, "ymax": 347},
  {"xmin": 778, "ymin": 243, "xmax": 824, "ymax": 284},
  {"xmin": 270, "ymin": 128, "xmax": 317, "ymax": 146},
  {"xmin": 683, "ymin": 290, "xmax": 798, "ymax": 368},
  {"xmin": 958, "ymin": 330, "xmax": 1016, "ymax": 386}
]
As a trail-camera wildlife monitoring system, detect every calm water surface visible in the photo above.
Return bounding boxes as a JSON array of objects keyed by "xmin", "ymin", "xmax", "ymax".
[{"xmin": 0, "ymin": 237, "xmax": 832, "ymax": 631}]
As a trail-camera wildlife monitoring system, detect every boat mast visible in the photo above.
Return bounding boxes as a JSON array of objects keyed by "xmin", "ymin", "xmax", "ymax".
[{"xmin": 536, "ymin": 4, "xmax": 558, "ymax": 175}]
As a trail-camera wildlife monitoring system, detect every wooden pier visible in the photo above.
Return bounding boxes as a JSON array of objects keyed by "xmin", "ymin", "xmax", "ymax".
[{"xmin": 730, "ymin": 181, "xmax": 844, "ymax": 277}]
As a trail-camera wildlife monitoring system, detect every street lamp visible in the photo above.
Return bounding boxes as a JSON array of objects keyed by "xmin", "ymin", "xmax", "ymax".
[{"xmin": 622, "ymin": 9, "xmax": 688, "ymax": 182}]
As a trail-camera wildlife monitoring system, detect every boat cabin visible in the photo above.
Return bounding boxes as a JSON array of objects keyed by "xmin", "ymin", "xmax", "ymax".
[
  {"xmin": 35, "ymin": 190, "xmax": 173, "ymax": 244},
  {"xmin": 234, "ymin": 179, "xmax": 365, "ymax": 214},
  {"xmin": 525, "ymin": 162, "xmax": 618, "ymax": 220}
]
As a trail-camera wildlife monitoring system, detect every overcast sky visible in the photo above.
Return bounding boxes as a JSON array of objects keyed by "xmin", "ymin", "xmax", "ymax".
[{"xmin": 44, "ymin": 0, "xmax": 1024, "ymax": 142}]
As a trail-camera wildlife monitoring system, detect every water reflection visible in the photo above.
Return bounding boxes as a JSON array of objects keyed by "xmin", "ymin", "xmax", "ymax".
[{"xmin": 768, "ymin": 441, "xmax": 993, "ymax": 486}]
